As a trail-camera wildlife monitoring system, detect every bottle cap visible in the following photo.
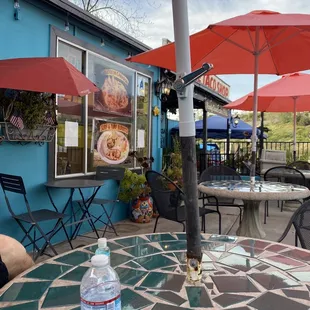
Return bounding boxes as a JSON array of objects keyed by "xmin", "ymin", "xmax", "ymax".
[
  {"xmin": 91, "ymin": 254, "xmax": 109, "ymax": 267},
  {"xmin": 98, "ymin": 238, "xmax": 107, "ymax": 248}
]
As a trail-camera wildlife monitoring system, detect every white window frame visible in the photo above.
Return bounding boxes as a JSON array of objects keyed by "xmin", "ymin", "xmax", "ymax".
[{"xmin": 55, "ymin": 38, "xmax": 152, "ymax": 179}]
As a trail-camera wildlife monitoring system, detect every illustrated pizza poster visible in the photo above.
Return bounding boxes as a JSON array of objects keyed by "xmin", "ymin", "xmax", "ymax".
[
  {"xmin": 93, "ymin": 121, "xmax": 130, "ymax": 165},
  {"xmin": 93, "ymin": 64, "xmax": 134, "ymax": 117}
]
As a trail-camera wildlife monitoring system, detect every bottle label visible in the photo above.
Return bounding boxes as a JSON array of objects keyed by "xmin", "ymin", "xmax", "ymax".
[{"xmin": 81, "ymin": 294, "xmax": 121, "ymax": 310}]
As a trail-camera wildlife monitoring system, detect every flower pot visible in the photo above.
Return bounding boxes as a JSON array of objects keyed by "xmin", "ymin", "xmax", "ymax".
[{"xmin": 131, "ymin": 196, "xmax": 153, "ymax": 223}]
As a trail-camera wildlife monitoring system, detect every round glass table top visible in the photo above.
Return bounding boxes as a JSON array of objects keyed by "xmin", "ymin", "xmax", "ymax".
[
  {"xmin": 0, "ymin": 233, "xmax": 310, "ymax": 309},
  {"xmin": 45, "ymin": 179, "xmax": 104, "ymax": 189},
  {"xmin": 198, "ymin": 180, "xmax": 310, "ymax": 201}
]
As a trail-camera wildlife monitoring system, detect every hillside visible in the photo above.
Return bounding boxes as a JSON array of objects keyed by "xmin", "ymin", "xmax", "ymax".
[{"xmin": 240, "ymin": 112, "xmax": 310, "ymax": 142}]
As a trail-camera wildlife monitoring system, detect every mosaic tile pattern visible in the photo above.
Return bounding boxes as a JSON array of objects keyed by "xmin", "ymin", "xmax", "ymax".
[{"xmin": 0, "ymin": 233, "xmax": 310, "ymax": 309}]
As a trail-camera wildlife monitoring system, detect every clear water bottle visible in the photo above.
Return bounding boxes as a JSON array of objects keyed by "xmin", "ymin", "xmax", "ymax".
[
  {"xmin": 95, "ymin": 238, "xmax": 110, "ymax": 263},
  {"xmin": 80, "ymin": 255, "xmax": 121, "ymax": 310}
]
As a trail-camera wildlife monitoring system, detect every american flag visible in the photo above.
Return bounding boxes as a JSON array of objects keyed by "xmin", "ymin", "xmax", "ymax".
[
  {"xmin": 9, "ymin": 110, "xmax": 24, "ymax": 129},
  {"xmin": 44, "ymin": 111, "xmax": 54, "ymax": 125}
]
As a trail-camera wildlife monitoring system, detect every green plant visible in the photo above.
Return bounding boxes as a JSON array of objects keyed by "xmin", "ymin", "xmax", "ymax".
[
  {"xmin": 0, "ymin": 90, "xmax": 55, "ymax": 130},
  {"xmin": 164, "ymin": 137, "xmax": 183, "ymax": 185},
  {"xmin": 119, "ymin": 169, "xmax": 151, "ymax": 203}
]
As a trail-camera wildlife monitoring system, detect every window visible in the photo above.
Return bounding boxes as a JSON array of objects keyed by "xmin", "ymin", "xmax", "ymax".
[{"xmin": 55, "ymin": 39, "xmax": 151, "ymax": 177}]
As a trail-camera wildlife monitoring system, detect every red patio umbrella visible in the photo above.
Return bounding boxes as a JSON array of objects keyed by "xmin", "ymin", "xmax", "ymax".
[
  {"xmin": 0, "ymin": 57, "xmax": 99, "ymax": 96},
  {"xmin": 225, "ymin": 72, "xmax": 310, "ymax": 160},
  {"xmin": 128, "ymin": 10, "xmax": 310, "ymax": 182}
]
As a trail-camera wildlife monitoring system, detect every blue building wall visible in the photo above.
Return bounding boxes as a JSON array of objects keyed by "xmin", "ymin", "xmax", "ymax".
[{"xmin": 0, "ymin": 0, "xmax": 161, "ymax": 246}]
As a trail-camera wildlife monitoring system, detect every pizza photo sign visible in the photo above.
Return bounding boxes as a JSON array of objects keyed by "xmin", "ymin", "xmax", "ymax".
[{"xmin": 95, "ymin": 122, "xmax": 130, "ymax": 165}]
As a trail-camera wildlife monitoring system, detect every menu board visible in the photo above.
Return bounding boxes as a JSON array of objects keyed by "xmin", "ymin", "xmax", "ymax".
[{"xmin": 93, "ymin": 120, "xmax": 130, "ymax": 165}]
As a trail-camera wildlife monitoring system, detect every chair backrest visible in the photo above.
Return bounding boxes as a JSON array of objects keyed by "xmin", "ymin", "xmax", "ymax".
[
  {"xmin": 278, "ymin": 200, "xmax": 310, "ymax": 249},
  {"xmin": 95, "ymin": 166, "xmax": 125, "ymax": 181},
  {"xmin": 199, "ymin": 165, "xmax": 241, "ymax": 183},
  {"xmin": 288, "ymin": 161, "xmax": 310, "ymax": 171},
  {"xmin": 0, "ymin": 174, "xmax": 26, "ymax": 195},
  {"xmin": 146, "ymin": 170, "xmax": 183, "ymax": 218},
  {"xmin": 264, "ymin": 166, "xmax": 306, "ymax": 187}
]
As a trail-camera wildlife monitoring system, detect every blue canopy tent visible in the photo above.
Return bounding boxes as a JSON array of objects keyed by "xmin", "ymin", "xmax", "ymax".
[{"xmin": 170, "ymin": 115, "xmax": 267, "ymax": 139}]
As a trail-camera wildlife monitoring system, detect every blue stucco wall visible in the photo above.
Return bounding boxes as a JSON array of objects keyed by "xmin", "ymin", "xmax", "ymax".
[{"xmin": 0, "ymin": 0, "xmax": 161, "ymax": 247}]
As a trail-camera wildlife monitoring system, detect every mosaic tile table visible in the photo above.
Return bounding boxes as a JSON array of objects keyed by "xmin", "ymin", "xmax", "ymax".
[
  {"xmin": 198, "ymin": 180, "xmax": 310, "ymax": 239},
  {"xmin": 0, "ymin": 233, "xmax": 310, "ymax": 309}
]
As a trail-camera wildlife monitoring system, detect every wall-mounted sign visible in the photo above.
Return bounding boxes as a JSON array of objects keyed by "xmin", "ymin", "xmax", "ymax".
[
  {"xmin": 95, "ymin": 121, "xmax": 130, "ymax": 165},
  {"xmin": 198, "ymin": 75, "xmax": 230, "ymax": 99},
  {"xmin": 205, "ymin": 100, "xmax": 229, "ymax": 118}
]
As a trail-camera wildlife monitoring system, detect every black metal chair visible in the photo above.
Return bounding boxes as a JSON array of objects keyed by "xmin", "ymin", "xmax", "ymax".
[
  {"xmin": 74, "ymin": 167, "xmax": 125, "ymax": 238},
  {"xmin": 278, "ymin": 199, "xmax": 310, "ymax": 249},
  {"xmin": 146, "ymin": 170, "xmax": 221, "ymax": 233},
  {"xmin": 264, "ymin": 166, "xmax": 306, "ymax": 224},
  {"xmin": 288, "ymin": 161, "xmax": 310, "ymax": 170},
  {"xmin": 0, "ymin": 173, "xmax": 72, "ymax": 260},
  {"xmin": 199, "ymin": 165, "xmax": 243, "ymax": 225}
]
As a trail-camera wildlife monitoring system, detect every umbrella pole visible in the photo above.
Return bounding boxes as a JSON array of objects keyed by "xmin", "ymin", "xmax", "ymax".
[
  {"xmin": 172, "ymin": 0, "xmax": 202, "ymax": 283},
  {"xmin": 250, "ymin": 27, "xmax": 260, "ymax": 185},
  {"xmin": 293, "ymin": 97, "xmax": 297, "ymax": 161}
]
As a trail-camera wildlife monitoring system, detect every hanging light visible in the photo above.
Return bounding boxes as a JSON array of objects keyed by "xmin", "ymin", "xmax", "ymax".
[
  {"xmin": 100, "ymin": 38, "xmax": 105, "ymax": 46},
  {"xmin": 65, "ymin": 13, "xmax": 70, "ymax": 31},
  {"xmin": 14, "ymin": 0, "xmax": 20, "ymax": 20}
]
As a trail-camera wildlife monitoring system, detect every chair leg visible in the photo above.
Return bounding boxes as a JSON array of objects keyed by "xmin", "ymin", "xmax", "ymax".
[
  {"xmin": 295, "ymin": 231, "xmax": 298, "ymax": 247},
  {"xmin": 264, "ymin": 201, "xmax": 267, "ymax": 224},
  {"xmin": 181, "ymin": 222, "xmax": 186, "ymax": 232},
  {"xmin": 281, "ymin": 201, "xmax": 284, "ymax": 212},
  {"xmin": 218, "ymin": 212, "xmax": 222, "ymax": 235},
  {"xmin": 153, "ymin": 216, "xmax": 160, "ymax": 233},
  {"xmin": 101, "ymin": 203, "xmax": 118, "ymax": 237},
  {"xmin": 61, "ymin": 221, "xmax": 73, "ymax": 250},
  {"xmin": 238, "ymin": 207, "xmax": 242, "ymax": 224}
]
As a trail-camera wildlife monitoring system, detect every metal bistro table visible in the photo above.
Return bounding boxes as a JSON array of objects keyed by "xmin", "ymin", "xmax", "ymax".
[
  {"xmin": 198, "ymin": 180, "xmax": 310, "ymax": 239},
  {"xmin": 0, "ymin": 233, "xmax": 310, "ymax": 309},
  {"xmin": 45, "ymin": 179, "xmax": 105, "ymax": 240}
]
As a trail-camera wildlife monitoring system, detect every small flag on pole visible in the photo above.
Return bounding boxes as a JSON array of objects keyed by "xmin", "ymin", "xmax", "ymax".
[
  {"xmin": 44, "ymin": 111, "xmax": 54, "ymax": 125},
  {"xmin": 9, "ymin": 110, "xmax": 24, "ymax": 130}
]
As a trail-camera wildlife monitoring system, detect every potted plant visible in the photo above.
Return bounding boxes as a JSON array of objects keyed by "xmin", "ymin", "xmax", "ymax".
[
  {"xmin": 0, "ymin": 89, "xmax": 57, "ymax": 143},
  {"xmin": 119, "ymin": 168, "xmax": 153, "ymax": 223},
  {"xmin": 163, "ymin": 137, "xmax": 183, "ymax": 189}
]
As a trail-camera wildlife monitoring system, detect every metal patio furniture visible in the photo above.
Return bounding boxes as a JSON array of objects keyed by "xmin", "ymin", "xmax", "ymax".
[
  {"xmin": 278, "ymin": 199, "xmax": 310, "ymax": 249},
  {"xmin": 0, "ymin": 173, "xmax": 72, "ymax": 260},
  {"xmin": 199, "ymin": 165, "xmax": 243, "ymax": 225},
  {"xmin": 263, "ymin": 166, "xmax": 306, "ymax": 224},
  {"xmin": 288, "ymin": 160, "xmax": 310, "ymax": 170},
  {"xmin": 75, "ymin": 166, "xmax": 125, "ymax": 238},
  {"xmin": 146, "ymin": 170, "xmax": 221, "ymax": 234}
]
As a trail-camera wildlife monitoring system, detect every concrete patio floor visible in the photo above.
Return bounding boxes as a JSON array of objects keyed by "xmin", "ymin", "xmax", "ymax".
[{"xmin": 37, "ymin": 200, "xmax": 297, "ymax": 262}]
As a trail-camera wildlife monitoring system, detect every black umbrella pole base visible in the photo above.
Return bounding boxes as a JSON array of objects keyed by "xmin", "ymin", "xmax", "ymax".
[{"xmin": 180, "ymin": 136, "xmax": 202, "ymax": 283}]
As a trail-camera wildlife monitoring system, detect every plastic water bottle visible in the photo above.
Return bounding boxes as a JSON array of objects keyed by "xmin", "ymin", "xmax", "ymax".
[
  {"xmin": 80, "ymin": 255, "xmax": 121, "ymax": 310},
  {"xmin": 95, "ymin": 238, "xmax": 110, "ymax": 263}
]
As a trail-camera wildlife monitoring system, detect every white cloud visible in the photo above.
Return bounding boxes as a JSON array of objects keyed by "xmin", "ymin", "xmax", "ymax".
[{"xmin": 137, "ymin": 0, "xmax": 310, "ymax": 101}]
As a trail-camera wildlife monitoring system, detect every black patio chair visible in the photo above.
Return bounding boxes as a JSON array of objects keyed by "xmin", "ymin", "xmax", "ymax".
[
  {"xmin": 288, "ymin": 161, "xmax": 310, "ymax": 170},
  {"xmin": 199, "ymin": 165, "xmax": 243, "ymax": 225},
  {"xmin": 73, "ymin": 166, "xmax": 125, "ymax": 238},
  {"xmin": 0, "ymin": 173, "xmax": 72, "ymax": 261},
  {"xmin": 278, "ymin": 199, "xmax": 310, "ymax": 249},
  {"xmin": 264, "ymin": 166, "xmax": 306, "ymax": 224},
  {"xmin": 146, "ymin": 170, "xmax": 221, "ymax": 234}
]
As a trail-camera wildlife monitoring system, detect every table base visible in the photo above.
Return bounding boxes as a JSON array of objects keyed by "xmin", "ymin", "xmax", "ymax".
[{"xmin": 236, "ymin": 200, "xmax": 266, "ymax": 239}]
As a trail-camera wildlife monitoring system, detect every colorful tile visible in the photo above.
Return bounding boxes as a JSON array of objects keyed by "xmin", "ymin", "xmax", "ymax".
[
  {"xmin": 290, "ymin": 271, "xmax": 310, "ymax": 282},
  {"xmin": 261, "ymin": 255, "xmax": 305, "ymax": 271},
  {"xmin": 125, "ymin": 261, "xmax": 141, "ymax": 268},
  {"xmin": 213, "ymin": 293, "xmax": 253, "ymax": 308},
  {"xmin": 281, "ymin": 249, "xmax": 310, "ymax": 262},
  {"xmin": 147, "ymin": 291, "xmax": 186, "ymax": 306},
  {"xmin": 134, "ymin": 254, "xmax": 176, "ymax": 270},
  {"xmin": 115, "ymin": 267, "xmax": 148, "ymax": 286},
  {"xmin": 146, "ymin": 233, "xmax": 176, "ymax": 242},
  {"xmin": 0, "ymin": 281, "xmax": 51, "ymax": 302},
  {"xmin": 249, "ymin": 271, "xmax": 300, "ymax": 290},
  {"xmin": 237, "ymin": 239, "xmax": 271, "ymax": 249},
  {"xmin": 140, "ymin": 272, "xmax": 185, "ymax": 292},
  {"xmin": 59, "ymin": 266, "xmax": 89, "ymax": 282},
  {"xmin": 115, "ymin": 236, "xmax": 149, "ymax": 247},
  {"xmin": 121, "ymin": 288, "xmax": 152, "ymax": 309},
  {"xmin": 23, "ymin": 263, "xmax": 72, "ymax": 280},
  {"xmin": 218, "ymin": 254, "xmax": 259, "ymax": 272},
  {"xmin": 202, "ymin": 241, "xmax": 226, "ymax": 252},
  {"xmin": 186, "ymin": 286, "xmax": 213, "ymax": 307},
  {"xmin": 0, "ymin": 301, "xmax": 39, "ymax": 309},
  {"xmin": 229, "ymin": 245, "xmax": 264, "ymax": 257},
  {"xmin": 249, "ymin": 291, "xmax": 309, "ymax": 310},
  {"xmin": 55, "ymin": 251, "xmax": 92, "ymax": 266},
  {"xmin": 151, "ymin": 303, "xmax": 190, "ymax": 310},
  {"xmin": 212, "ymin": 276, "xmax": 260, "ymax": 293},
  {"xmin": 161, "ymin": 266, "xmax": 177, "ymax": 272},
  {"xmin": 209, "ymin": 234, "xmax": 238, "ymax": 243},
  {"xmin": 282, "ymin": 289, "xmax": 309, "ymax": 300},
  {"xmin": 266, "ymin": 244, "xmax": 288, "ymax": 253},
  {"xmin": 110, "ymin": 252, "xmax": 132, "ymax": 268},
  {"xmin": 41, "ymin": 285, "xmax": 80, "ymax": 308},
  {"xmin": 159, "ymin": 241, "xmax": 187, "ymax": 251},
  {"xmin": 123, "ymin": 244, "xmax": 161, "ymax": 257},
  {"xmin": 85, "ymin": 242, "xmax": 123, "ymax": 252}
]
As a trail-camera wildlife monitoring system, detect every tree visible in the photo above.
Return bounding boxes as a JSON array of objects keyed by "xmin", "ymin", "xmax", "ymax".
[{"xmin": 70, "ymin": 0, "xmax": 160, "ymax": 38}]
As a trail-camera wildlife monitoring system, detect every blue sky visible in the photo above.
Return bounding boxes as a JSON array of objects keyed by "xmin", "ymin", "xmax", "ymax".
[{"xmin": 138, "ymin": 0, "xmax": 310, "ymax": 101}]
